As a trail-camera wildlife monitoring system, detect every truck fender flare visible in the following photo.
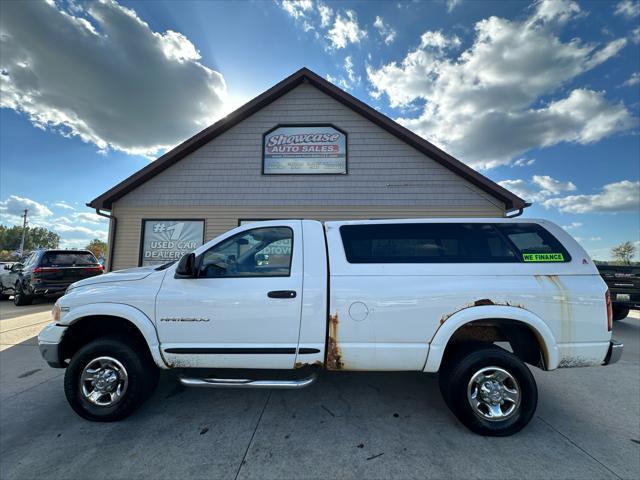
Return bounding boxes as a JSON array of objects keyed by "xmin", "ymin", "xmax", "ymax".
[
  {"xmin": 423, "ymin": 305, "xmax": 559, "ymax": 372},
  {"xmin": 61, "ymin": 303, "xmax": 167, "ymax": 369}
]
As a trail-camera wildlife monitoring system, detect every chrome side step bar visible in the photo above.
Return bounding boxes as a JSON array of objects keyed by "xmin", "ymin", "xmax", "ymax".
[{"xmin": 179, "ymin": 371, "xmax": 318, "ymax": 389}]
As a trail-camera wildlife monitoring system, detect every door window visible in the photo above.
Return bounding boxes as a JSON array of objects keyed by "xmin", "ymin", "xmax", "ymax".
[{"xmin": 199, "ymin": 227, "xmax": 293, "ymax": 278}]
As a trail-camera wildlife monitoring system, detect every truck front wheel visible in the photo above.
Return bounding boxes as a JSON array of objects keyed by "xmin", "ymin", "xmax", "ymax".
[
  {"xmin": 64, "ymin": 335, "xmax": 159, "ymax": 421},
  {"xmin": 439, "ymin": 345, "xmax": 537, "ymax": 436}
]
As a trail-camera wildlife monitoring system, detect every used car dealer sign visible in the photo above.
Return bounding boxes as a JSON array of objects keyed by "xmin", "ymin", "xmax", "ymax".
[{"xmin": 263, "ymin": 125, "xmax": 347, "ymax": 174}]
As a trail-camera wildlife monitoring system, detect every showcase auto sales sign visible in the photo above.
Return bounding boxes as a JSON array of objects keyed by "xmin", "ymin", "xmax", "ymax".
[{"xmin": 263, "ymin": 125, "xmax": 347, "ymax": 174}]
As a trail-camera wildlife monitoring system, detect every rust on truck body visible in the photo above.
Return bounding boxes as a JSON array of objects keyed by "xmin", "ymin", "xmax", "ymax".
[
  {"xmin": 326, "ymin": 313, "xmax": 344, "ymax": 370},
  {"xmin": 439, "ymin": 298, "xmax": 525, "ymax": 325}
]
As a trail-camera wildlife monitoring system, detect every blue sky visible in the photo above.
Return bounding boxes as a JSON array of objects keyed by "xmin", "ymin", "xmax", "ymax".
[{"xmin": 0, "ymin": 0, "xmax": 638, "ymax": 258}]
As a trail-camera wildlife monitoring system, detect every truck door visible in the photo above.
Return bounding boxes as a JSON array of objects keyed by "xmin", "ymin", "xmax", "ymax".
[{"xmin": 156, "ymin": 221, "xmax": 303, "ymax": 369}]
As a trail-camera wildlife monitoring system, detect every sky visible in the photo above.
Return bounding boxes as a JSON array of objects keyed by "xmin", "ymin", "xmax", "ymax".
[{"xmin": 0, "ymin": 0, "xmax": 638, "ymax": 259}]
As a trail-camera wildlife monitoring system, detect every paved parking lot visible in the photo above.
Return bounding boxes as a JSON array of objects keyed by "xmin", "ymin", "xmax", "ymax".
[{"xmin": 1, "ymin": 299, "xmax": 638, "ymax": 480}]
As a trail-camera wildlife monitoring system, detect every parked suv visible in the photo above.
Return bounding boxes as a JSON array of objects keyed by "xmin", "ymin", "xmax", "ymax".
[
  {"xmin": 597, "ymin": 264, "xmax": 640, "ymax": 320},
  {"xmin": 1, "ymin": 250, "xmax": 102, "ymax": 305}
]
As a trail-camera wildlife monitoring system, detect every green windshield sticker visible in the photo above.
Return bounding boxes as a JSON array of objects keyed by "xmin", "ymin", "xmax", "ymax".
[{"xmin": 523, "ymin": 253, "xmax": 565, "ymax": 262}]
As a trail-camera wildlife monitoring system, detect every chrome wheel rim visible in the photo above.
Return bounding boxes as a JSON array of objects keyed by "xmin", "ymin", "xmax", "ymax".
[
  {"xmin": 467, "ymin": 366, "xmax": 520, "ymax": 421},
  {"xmin": 80, "ymin": 356, "xmax": 128, "ymax": 407}
]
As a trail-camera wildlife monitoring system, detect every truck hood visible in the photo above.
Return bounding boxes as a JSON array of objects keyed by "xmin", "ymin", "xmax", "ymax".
[{"xmin": 71, "ymin": 266, "xmax": 158, "ymax": 288}]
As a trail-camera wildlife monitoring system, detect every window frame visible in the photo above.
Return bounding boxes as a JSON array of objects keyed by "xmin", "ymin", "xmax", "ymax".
[
  {"xmin": 496, "ymin": 223, "xmax": 572, "ymax": 263},
  {"xmin": 196, "ymin": 226, "xmax": 295, "ymax": 279},
  {"xmin": 339, "ymin": 223, "xmax": 570, "ymax": 265}
]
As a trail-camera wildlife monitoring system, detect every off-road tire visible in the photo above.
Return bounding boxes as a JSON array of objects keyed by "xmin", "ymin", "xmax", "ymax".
[
  {"xmin": 64, "ymin": 335, "xmax": 159, "ymax": 422},
  {"xmin": 439, "ymin": 344, "xmax": 537, "ymax": 436},
  {"xmin": 13, "ymin": 283, "xmax": 32, "ymax": 306}
]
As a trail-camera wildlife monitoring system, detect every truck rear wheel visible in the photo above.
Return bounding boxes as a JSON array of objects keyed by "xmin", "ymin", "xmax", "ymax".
[
  {"xmin": 439, "ymin": 344, "xmax": 537, "ymax": 436},
  {"xmin": 64, "ymin": 335, "xmax": 159, "ymax": 422}
]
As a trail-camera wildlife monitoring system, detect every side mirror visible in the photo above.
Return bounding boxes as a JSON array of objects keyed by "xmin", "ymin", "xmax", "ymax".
[
  {"xmin": 3, "ymin": 264, "xmax": 11, "ymax": 270},
  {"xmin": 12, "ymin": 263, "xmax": 23, "ymax": 271},
  {"xmin": 175, "ymin": 253, "xmax": 197, "ymax": 278}
]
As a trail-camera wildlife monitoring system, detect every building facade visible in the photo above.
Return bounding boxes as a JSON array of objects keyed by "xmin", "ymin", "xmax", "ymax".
[{"xmin": 89, "ymin": 68, "xmax": 526, "ymax": 271}]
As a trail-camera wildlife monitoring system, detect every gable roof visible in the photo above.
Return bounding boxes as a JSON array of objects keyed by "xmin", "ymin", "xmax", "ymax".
[{"xmin": 89, "ymin": 67, "xmax": 527, "ymax": 212}]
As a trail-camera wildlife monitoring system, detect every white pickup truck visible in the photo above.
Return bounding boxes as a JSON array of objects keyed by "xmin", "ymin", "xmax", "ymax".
[{"xmin": 38, "ymin": 218, "xmax": 622, "ymax": 436}]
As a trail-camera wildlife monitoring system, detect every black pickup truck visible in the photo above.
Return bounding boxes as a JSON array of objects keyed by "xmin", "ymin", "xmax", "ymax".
[{"xmin": 597, "ymin": 264, "xmax": 640, "ymax": 320}]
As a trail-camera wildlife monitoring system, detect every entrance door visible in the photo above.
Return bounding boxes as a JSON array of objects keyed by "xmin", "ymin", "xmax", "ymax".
[{"xmin": 156, "ymin": 221, "xmax": 303, "ymax": 369}]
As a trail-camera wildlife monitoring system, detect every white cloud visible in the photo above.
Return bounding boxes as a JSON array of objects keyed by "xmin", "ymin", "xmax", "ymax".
[
  {"xmin": 0, "ymin": 195, "xmax": 53, "ymax": 224},
  {"xmin": 54, "ymin": 224, "xmax": 107, "ymax": 239},
  {"xmin": 614, "ymin": 0, "xmax": 640, "ymax": 18},
  {"xmin": 498, "ymin": 175, "xmax": 576, "ymax": 202},
  {"xmin": 0, "ymin": 0, "xmax": 227, "ymax": 157},
  {"xmin": 367, "ymin": 0, "xmax": 634, "ymax": 169},
  {"xmin": 73, "ymin": 212, "xmax": 108, "ymax": 224},
  {"xmin": 512, "ymin": 158, "xmax": 536, "ymax": 167},
  {"xmin": 373, "ymin": 16, "xmax": 397, "ymax": 45},
  {"xmin": 280, "ymin": 0, "xmax": 314, "ymax": 19},
  {"xmin": 446, "ymin": 0, "xmax": 462, "ymax": 12},
  {"xmin": 326, "ymin": 10, "xmax": 367, "ymax": 49},
  {"xmin": 497, "ymin": 179, "xmax": 542, "ymax": 202},
  {"xmin": 52, "ymin": 201, "xmax": 75, "ymax": 211},
  {"xmin": 318, "ymin": 2, "xmax": 333, "ymax": 28},
  {"xmin": 326, "ymin": 56, "xmax": 361, "ymax": 91},
  {"xmin": 542, "ymin": 180, "xmax": 640, "ymax": 213},
  {"xmin": 623, "ymin": 72, "xmax": 640, "ymax": 87},
  {"xmin": 531, "ymin": 0, "xmax": 582, "ymax": 24},
  {"xmin": 632, "ymin": 27, "xmax": 640, "ymax": 44},
  {"xmin": 532, "ymin": 174, "xmax": 576, "ymax": 195},
  {"xmin": 562, "ymin": 222, "xmax": 583, "ymax": 230}
]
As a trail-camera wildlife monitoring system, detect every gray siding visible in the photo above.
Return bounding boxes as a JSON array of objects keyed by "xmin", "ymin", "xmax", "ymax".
[
  {"xmin": 116, "ymin": 84, "xmax": 505, "ymax": 209},
  {"xmin": 109, "ymin": 83, "xmax": 507, "ymax": 269}
]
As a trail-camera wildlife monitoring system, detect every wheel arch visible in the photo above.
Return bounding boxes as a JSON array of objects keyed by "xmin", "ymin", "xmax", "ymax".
[
  {"xmin": 424, "ymin": 305, "xmax": 559, "ymax": 372},
  {"xmin": 60, "ymin": 303, "xmax": 167, "ymax": 368}
]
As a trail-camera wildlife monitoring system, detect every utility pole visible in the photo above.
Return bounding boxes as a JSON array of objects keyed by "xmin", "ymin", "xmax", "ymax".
[{"xmin": 19, "ymin": 209, "xmax": 28, "ymax": 257}]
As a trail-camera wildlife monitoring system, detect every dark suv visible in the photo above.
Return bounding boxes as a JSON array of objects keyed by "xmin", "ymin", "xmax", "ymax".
[
  {"xmin": 597, "ymin": 264, "xmax": 640, "ymax": 320},
  {"xmin": 0, "ymin": 250, "xmax": 103, "ymax": 306}
]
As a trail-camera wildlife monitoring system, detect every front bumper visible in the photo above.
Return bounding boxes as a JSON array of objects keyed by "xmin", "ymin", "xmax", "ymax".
[
  {"xmin": 37, "ymin": 323, "xmax": 67, "ymax": 368},
  {"xmin": 603, "ymin": 340, "xmax": 623, "ymax": 365}
]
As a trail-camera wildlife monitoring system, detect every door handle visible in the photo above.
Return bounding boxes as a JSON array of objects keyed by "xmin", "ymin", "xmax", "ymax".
[{"xmin": 267, "ymin": 290, "xmax": 297, "ymax": 299}]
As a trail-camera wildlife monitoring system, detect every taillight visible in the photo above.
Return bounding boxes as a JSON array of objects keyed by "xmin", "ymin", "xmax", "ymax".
[
  {"xmin": 83, "ymin": 266, "xmax": 103, "ymax": 272},
  {"xmin": 33, "ymin": 267, "xmax": 60, "ymax": 274},
  {"xmin": 605, "ymin": 289, "xmax": 613, "ymax": 331}
]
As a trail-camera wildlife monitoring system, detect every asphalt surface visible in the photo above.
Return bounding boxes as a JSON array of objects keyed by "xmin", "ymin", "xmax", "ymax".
[{"xmin": 1, "ymin": 299, "xmax": 638, "ymax": 480}]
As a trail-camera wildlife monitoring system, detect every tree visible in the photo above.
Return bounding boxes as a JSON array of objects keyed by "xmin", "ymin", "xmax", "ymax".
[
  {"xmin": 86, "ymin": 238, "xmax": 107, "ymax": 259},
  {"xmin": 27, "ymin": 227, "xmax": 60, "ymax": 249},
  {"xmin": 0, "ymin": 225, "xmax": 60, "ymax": 254},
  {"xmin": 611, "ymin": 241, "xmax": 637, "ymax": 265}
]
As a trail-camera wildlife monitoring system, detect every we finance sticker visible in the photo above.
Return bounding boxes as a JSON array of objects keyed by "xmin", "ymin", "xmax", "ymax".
[{"xmin": 523, "ymin": 253, "xmax": 565, "ymax": 262}]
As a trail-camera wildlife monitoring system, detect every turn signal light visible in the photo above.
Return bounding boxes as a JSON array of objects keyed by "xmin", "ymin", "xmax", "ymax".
[{"xmin": 52, "ymin": 303, "xmax": 61, "ymax": 322}]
